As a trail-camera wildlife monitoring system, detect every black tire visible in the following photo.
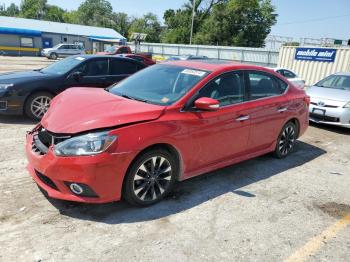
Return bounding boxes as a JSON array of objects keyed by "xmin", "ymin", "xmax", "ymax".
[
  {"xmin": 123, "ymin": 148, "xmax": 178, "ymax": 206},
  {"xmin": 24, "ymin": 92, "xmax": 53, "ymax": 121},
  {"xmin": 273, "ymin": 122, "xmax": 297, "ymax": 159},
  {"xmin": 49, "ymin": 52, "xmax": 58, "ymax": 59}
]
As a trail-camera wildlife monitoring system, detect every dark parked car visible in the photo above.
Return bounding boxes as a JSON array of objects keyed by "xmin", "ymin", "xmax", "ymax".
[{"xmin": 0, "ymin": 55, "xmax": 146, "ymax": 120}]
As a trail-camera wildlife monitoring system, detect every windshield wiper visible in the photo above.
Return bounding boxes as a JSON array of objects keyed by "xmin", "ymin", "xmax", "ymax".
[{"xmin": 117, "ymin": 93, "xmax": 150, "ymax": 103}]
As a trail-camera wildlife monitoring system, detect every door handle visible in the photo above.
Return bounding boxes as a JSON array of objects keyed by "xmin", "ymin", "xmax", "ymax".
[
  {"xmin": 277, "ymin": 107, "xmax": 287, "ymax": 113},
  {"xmin": 236, "ymin": 115, "xmax": 250, "ymax": 121}
]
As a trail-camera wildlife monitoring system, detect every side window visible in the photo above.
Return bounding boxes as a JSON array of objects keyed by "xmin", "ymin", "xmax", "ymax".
[
  {"xmin": 283, "ymin": 70, "xmax": 296, "ymax": 78},
  {"xmin": 20, "ymin": 37, "xmax": 33, "ymax": 47},
  {"xmin": 116, "ymin": 47, "xmax": 129, "ymax": 54},
  {"xmin": 276, "ymin": 70, "xmax": 284, "ymax": 76},
  {"xmin": 276, "ymin": 78, "xmax": 288, "ymax": 92},
  {"xmin": 83, "ymin": 59, "xmax": 108, "ymax": 76},
  {"xmin": 248, "ymin": 72, "xmax": 283, "ymax": 100},
  {"xmin": 58, "ymin": 45, "xmax": 67, "ymax": 50},
  {"xmin": 109, "ymin": 59, "xmax": 138, "ymax": 75},
  {"xmin": 196, "ymin": 72, "xmax": 245, "ymax": 106}
]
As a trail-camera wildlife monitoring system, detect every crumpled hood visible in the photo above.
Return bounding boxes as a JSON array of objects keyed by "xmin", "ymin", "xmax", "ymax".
[
  {"xmin": 41, "ymin": 88, "xmax": 165, "ymax": 134},
  {"xmin": 306, "ymin": 86, "xmax": 350, "ymax": 102}
]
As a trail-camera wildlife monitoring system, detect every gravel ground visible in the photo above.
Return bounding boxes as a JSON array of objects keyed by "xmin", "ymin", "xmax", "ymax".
[{"xmin": 0, "ymin": 57, "xmax": 349, "ymax": 262}]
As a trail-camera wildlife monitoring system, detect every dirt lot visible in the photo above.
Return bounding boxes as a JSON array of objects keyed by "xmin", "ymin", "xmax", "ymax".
[{"xmin": 0, "ymin": 57, "xmax": 349, "ymax": 262}]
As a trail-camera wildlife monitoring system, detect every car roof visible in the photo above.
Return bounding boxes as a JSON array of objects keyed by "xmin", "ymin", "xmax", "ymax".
[
  {"xmin": 333, "ymin": 72, "xmax": 350, "ymax": 76},
  {"xmin": 71, "ymin": 54, "xmax": 135, "ymax": 59},
  {"xmin": 69, "ymin": 55, "xmax": 146, "ymax": 66},
  {"xmin": 163, "ymin": 60, "xmax": 269, "ymax": 73}
]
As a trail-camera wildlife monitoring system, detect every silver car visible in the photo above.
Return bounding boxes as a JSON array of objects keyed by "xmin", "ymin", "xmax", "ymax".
[
  {"xmin": 41, "ymin": 44, "xmax": 85, "ymax": 60},
  {"xmin": 306, "ymin": 72, "xmax": 350, "ymax": 128},
  {"xmin": 271, "ymin": 67, "xmax": 305, "ymax": 89}
]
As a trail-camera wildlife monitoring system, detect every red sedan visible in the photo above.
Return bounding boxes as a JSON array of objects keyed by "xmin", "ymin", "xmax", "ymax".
[{"xmin": 25, "ymin": 60, "xmax": 309, "ymax": 206}]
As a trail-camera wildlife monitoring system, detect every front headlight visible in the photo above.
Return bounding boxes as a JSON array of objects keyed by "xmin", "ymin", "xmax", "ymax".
[
  {"xmin": 344, "ymin": 102, "xmax": 350, "ymax": 108},
  {"xmin": 54, "ymin": 131, "xmax": 117, "ymax": 156},
  {"xmin": 0, "ymin": 84, "xmax": 14, "ymax": 91}
]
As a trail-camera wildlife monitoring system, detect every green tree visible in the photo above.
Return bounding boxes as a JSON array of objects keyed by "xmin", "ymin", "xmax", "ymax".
[
  {"xmin": 194, "ymin": 0, "xmax": 277, "ymax": 47},
  {"xmin": 76, "ymin": 0, "xmax": 115, "ymax": 27},
  {"xmin": 162, "ymin": 0, "xmax": 223, "ymax": 44},
  {"xmin": 20, "ymin": 0, "xmax": 47, "ymax": 19},
  {"xmin": 162, "ymin": 0, "xmax": 277, "ymax": 47},
  {"xmin": 44, "ymin": 5, "xmax": 65, "ymax": 22},
  {"xmin": 4, "ymin": 3, "xmax": 20, "ymax": 16},
  {"xmin": 128, "ymin": 13, "xmax": 162, "ymax": 43},
  {"xmin": 112, "ymin": 12, "xmax": 130, "ymax": 37}
]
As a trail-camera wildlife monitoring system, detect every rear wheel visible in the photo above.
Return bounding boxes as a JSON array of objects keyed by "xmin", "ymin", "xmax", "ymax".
[
  {"xmin": 274, "ymin": 122, "xmax": 297, "ymax": 158},
  {"xmin": 24, "ymin": 92, "xmax": 53, "ymax": 121},
  {"xmin": 123, "ymin": 148, "xmax": 178, "ymax": 206}
]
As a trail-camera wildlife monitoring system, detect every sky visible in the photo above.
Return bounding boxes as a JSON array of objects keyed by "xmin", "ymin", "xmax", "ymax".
[{"xmin": 1, "ymin": 0, "xmax": 349, "ymax": 40}]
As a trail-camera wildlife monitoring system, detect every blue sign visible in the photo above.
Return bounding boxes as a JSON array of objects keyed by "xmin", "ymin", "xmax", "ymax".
[{"xmin": 295, "ymin": 48, "xmax": 337, "ymax": 62}]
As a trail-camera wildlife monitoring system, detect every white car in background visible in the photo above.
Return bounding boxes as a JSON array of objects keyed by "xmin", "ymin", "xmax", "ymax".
[
  {"xmin": 41, "ymin": 44, "xmax": 85, "ymax": 60},
  {"xmin": 270, "ymin": 68, "xmax": 305, "ymax": 89},
  {"xmin": 306, "ymin": 72, "xmax": 350, "ymax": 128}
]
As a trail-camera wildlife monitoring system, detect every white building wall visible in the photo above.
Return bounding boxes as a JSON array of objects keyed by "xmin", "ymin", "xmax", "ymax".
[{"xmin": 278, "ymin": 46, "xmax": 350, "ymax": 86}]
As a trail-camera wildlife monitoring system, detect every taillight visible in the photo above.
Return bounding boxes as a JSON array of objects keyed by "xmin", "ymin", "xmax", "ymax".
[{"xmin": 304, "ymin": 96, "xmax": 310, "ymax": 106}]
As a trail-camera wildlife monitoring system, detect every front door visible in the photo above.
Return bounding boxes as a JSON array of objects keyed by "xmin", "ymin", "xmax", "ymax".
[
  {"xmin": 182, "ymin": 71, "xmax": 251, "ymax": 176},
  {"xmin": 66, "ymin": 58, "xmax": 109, "ymax": 88}
]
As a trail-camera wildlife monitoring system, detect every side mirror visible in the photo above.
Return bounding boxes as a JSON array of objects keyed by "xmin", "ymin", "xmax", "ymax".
[
  {"xmin": 71, "ymin": 71, "xmax": 82, "ymax": 81},
  {"xmin": 194, "ymin": 97, "xmax": 220, "ymax": 111}
]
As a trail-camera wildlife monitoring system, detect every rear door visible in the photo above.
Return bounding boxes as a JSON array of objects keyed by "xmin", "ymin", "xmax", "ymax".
[
  {"xmin": 244, "ymin": 70, "xmax": 290, "ymax": 152},
  {"xmin": 106, "ymin": 58, "xmax": 144, "ymax": 85}
]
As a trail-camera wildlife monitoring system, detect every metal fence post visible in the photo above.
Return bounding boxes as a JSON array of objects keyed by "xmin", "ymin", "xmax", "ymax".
[
  {"xmin": 267, "ymin": 51, "xmax": 271, "ymax": 67},
  {"xmin": 241, "ymin": 50, "xmax": 245, "ymax": 63},
  {"xmin": 217, "ymin": 48, "xmax": 220, "ymax": 60}
]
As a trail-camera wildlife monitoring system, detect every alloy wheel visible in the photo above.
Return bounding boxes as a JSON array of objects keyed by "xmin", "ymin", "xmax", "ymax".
[
  {"xmin": 278, "ymin": 125, "xmax": 296, "ymax": 156},
  {"xmin": 30, "ymin": 96, "xmax": 51, "ymax": 119},
  {"xmin": 133, "ymin": 156, "xmax": 172, "ymax": 202}
]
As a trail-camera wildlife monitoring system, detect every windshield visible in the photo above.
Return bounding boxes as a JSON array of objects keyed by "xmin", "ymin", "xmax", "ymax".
[
  {"xmin": 40, "ymin": 56, "xmax": 85, "ymax": 75},
  {"xmin": 109, "ymin": 64, "xmax": 210, "ymax": 105},
  {"xmin": 316, "ymin": 75, "xmax": 350, "ymax": 90},
  {"xmin": 52, "ymin": 44, "xmax": 61, "ymax": 49},
  {"xmin": 105, "ymin": 46, "xmax": 117, "ymax": 53}
]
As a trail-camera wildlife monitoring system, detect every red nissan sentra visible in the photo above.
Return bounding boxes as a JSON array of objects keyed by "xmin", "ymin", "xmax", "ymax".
[{"xmin": 25, "ymin": 60, "xmax": 309, "ymax": 206}]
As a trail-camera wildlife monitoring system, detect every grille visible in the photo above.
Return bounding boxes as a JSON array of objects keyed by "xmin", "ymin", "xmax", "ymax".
[
  {"xmin": 32, "ymin": 127, "xmax": 70, "ymax": 155},
  {"xmin": 310, "ymin": 113, "xmax": 340, "ymax": 123},
  {"xmin": 0, "ymin": 101, "xmax": 7, "ymax": 110},
  {"xmin": 35, "ymin": 170, "xmax": 59, "ymax": 191},
  {"xmin": 310, "ymin": 102, "xmax": 338, "ymax": 108}
]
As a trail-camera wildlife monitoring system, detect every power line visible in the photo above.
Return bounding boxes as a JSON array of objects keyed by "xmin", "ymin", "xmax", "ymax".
[{"xmin": 276, "ymin": 13, "xmax": 350, "ymax": 26}]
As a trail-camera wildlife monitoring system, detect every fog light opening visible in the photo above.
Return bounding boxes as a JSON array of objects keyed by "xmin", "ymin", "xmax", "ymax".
[{"xmin": 70, "ymin": 183, "xmax": 84, "ymax": 195}]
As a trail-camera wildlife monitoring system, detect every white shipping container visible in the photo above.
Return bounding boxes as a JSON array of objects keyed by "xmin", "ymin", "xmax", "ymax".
[{"xmin": 278, "ymin": 46, "xmax": 350, "ymax": 86}]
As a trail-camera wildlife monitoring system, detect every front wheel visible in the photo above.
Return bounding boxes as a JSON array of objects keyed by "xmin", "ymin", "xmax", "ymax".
[
  {"xmin": 274, "ymin": 122, "xmax": 297, "ymax": 158},
  {"xmin": 123, "ymin": 148, "xmax": 178, "ymax": 206},
  {"xmin": 24, "ymin": 92, "xmax": 53, "ymax": 121},
  {"xmin": 49, "ymin": 52, "xmax": 58, "ymax": 59}
]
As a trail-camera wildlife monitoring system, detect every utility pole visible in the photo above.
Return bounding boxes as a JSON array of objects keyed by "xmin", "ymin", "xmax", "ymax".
[{"xmin": 190, "ymin": 0, "xmax": 196, "ymax": 45}]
